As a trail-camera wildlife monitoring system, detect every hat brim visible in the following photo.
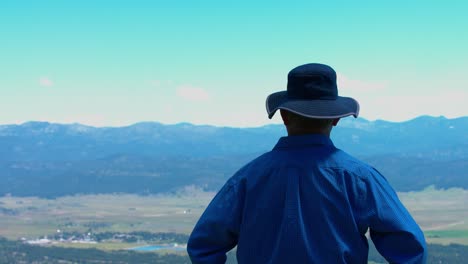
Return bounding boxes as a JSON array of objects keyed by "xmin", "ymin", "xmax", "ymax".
[{"xmin": 266, "ymin": 91, "xmax": 360, "ymax": 119}]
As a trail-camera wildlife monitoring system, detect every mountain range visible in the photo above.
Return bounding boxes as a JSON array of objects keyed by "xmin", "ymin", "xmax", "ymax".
[{"xmin": 0, "ymin": 115, "xmax": 466, "ymax": 197}]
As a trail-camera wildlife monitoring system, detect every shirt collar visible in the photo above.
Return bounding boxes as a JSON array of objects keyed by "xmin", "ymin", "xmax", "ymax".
[{"xmin": 273, "ymin": 134, "xmax": 334, "ymax": 150}]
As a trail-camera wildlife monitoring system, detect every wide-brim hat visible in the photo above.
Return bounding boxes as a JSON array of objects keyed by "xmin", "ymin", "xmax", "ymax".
[{"xmin": 266, "ymin": 63, "xmax": 359, "ymax": 119}]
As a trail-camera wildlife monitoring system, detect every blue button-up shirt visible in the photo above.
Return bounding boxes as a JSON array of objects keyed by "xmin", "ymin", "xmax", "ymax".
[{"xmin": 188, "ymin": 134, "xmax": 427, "ymax": 263}]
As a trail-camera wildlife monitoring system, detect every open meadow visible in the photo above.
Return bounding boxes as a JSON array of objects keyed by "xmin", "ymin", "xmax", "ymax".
[
  {"xmin": 398, "ymin": 187, "xmax": 468, "ymax": 245},
  {"xmin": 0, "ymin": 187, "xmax": 214, "ymax": 244},
  {"xmin": 0, "ymin": 186, "xmax": 467, "ymax": 251}
]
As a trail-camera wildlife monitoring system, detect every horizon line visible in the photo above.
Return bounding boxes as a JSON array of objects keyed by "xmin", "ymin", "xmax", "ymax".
[{"xmin": 0, "ymin": 114, "xmax": 466, "ymax": 129}]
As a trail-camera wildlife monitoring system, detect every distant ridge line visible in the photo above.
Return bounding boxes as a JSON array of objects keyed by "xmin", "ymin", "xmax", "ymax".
[{"xmin": 0, "ymin": 115, "xmax": 467, "ymax": 129}]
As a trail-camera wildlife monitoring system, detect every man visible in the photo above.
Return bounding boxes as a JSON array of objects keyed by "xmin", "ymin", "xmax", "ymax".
[{"xmin": 187, "ymin": 63, "xmax": 427, "ymax": 263}]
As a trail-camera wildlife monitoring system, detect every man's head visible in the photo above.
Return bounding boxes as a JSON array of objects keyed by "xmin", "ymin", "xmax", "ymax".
[
  {"xmin": 280, "ymin": 109, "xmax": 339, "ymax": 136},
  {"xmin": 266, "ymin": 63, "xmax": 359, "ymax": 134}
]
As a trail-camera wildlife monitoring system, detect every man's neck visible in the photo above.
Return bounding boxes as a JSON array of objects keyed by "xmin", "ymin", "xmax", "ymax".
[{"xmin": 287, "ymin": 130, "xmax": 331, "ymax": 137}]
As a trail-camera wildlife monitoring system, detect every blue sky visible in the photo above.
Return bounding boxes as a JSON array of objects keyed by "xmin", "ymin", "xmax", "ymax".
[{"xmin": 1, "ymin": 0, "xmax": 467, "ymax": 127}]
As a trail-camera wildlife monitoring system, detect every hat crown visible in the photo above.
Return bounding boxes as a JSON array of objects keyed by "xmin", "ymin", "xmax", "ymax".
[{"xmin": 287, "ymin": 63, "xmax": 338, "ymax": 100}]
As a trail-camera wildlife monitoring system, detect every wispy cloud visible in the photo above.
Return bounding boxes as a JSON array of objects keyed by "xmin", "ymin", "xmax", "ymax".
[
  {"xmin": 337, "ymin": 73, "xmax": 387, "ymax": 92},
  {"xmin": 149, "ymin": 80, "xmax": 161, "ymax": 87},
  {"xmin": 39, "ymin": 77, "xmax": 54, "ymax": 87},
  {"xmin": 176, "ymin": 85, "xmax": 211, "ymax": 102}
]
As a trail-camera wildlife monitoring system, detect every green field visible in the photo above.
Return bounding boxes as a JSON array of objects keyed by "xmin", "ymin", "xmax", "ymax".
[
  {"xmin": 398, "ymin": 187, "xmax": 468, "ymax": 245},
  {"xmin": 0, "ymin": 186, "xmax": 467, "ymax": 251},
  {"xmin": 0, "ymin": 187, "xmax": 214, "ymax": 245}
]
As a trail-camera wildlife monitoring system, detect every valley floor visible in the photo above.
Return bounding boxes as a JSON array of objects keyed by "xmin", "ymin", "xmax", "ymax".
[{"xmin": 0, "ymin": 187, "xmax": 467, "ymax": 252}]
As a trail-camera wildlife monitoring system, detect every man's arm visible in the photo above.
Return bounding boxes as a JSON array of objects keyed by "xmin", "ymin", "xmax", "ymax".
[
  {"xmin": 187, "ymin": 176, "xmax": 245, "ymax": 264},
  {"xmin": 364, "ymin": 168, "xmax": 427, "ymax": 263}
]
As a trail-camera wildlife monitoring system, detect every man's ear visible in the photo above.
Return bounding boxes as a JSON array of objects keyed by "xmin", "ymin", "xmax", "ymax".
[
  {"xmin": 332, "ymin": 118, "xmax": 340, "ymax": 126},
  {"xmin": 280, "ymin": 109, "xmax": 290, "ymax": 126}
]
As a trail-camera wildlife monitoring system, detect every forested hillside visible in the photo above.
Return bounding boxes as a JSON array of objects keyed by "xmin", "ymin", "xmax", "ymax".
[
  {"xmin": 0, "ymin": 116, "xmax": 466, "ymax": 197},
  {"xmin": 1, "ymin": 237, "xmax": 467, "ymax": 264}
]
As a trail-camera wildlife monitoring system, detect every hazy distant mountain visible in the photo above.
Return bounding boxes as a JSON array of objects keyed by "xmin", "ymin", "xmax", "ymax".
[
  {"xmin": 0, "ymin": 116, "xmax": 466, "ymax": 197},
  {"xmin": 0, "ymin": 122, "xmax": 282, "ymax": 161},
  {"xmin": 333, "ymin": 115, "xmax": 468, "ymax": 160}
]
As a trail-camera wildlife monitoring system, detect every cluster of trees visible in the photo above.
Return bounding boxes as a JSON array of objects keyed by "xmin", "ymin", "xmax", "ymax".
[
  {"xmin": 368, "ymin": 242, "xmax": 468, "ymax": 263},
  {"xmin": 1, "ymin": 236, "xmax": 467, "ymax": 263},
  {"xmin": 0, "ymin": 237, "xmax": 189, "ymax": 264}
]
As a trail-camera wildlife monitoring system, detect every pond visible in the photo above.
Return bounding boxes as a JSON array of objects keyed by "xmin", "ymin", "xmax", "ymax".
[{"xmin": 129, "ymin": 244, "xmax": 186, "ymax": 252}]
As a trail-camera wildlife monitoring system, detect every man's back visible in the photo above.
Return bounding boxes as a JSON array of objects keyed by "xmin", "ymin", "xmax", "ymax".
[
  {"xmin": 187, "ymin": 63, "xmax": 427, "ymax": 263},
  {"xmin": 188, "ymin": 134, "xmax": 426, "ymax": 263}
]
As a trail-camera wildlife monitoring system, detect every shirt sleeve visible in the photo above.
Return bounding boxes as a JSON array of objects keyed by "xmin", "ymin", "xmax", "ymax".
[
  {"xmin": 187, "ymin": 174, "xmax": 245, "ymax": 264},
  {"xmin": 363, "ymin": 168, "xmax": 427, "ymax": 264}
]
